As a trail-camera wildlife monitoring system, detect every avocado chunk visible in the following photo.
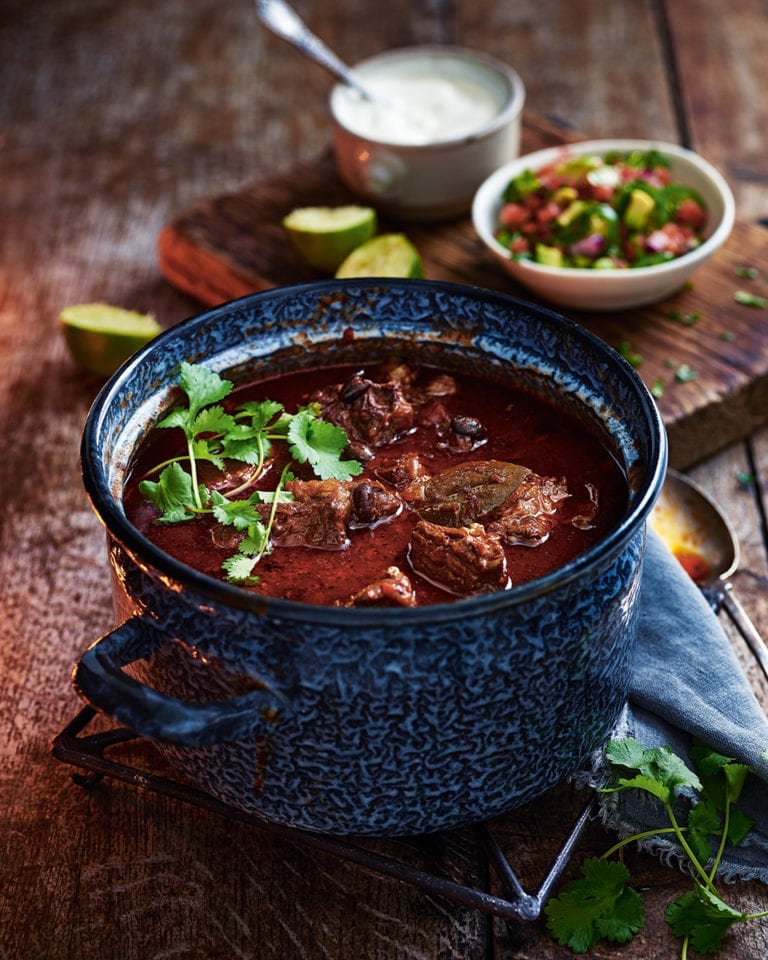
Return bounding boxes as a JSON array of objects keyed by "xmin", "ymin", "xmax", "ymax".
[
  {"xmin": 623, "ymin": 188, "xmax": 656, "ymax": 230},
  {"xmin": 535, "ymin": 243, "xmax": 564, "ymax": 267}
]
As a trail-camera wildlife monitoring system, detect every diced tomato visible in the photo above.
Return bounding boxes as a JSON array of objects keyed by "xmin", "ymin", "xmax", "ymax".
[
  {"xmin": 675, "ymin": 198, "xmax": 707, "ymax": 228},
  {"xmin": 498, "ymin": 203, "xmax": 528, "ymax": 228},
  {"xmin": 536, "ymin": 202, "xmax": 561, "ymax": 225},
  {"xmin": 591, "ymin": 185, "xmax": 614, "ymax": 203}
]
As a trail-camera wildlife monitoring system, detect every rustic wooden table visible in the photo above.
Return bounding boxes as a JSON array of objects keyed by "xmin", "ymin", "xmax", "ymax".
[{"xmin": 2, "ymin": 2, "xmax": 767, "ymax": 958}]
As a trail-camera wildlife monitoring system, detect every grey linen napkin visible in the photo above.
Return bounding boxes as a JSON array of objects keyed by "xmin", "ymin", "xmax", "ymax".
[{"xmin": 595, "ymin": 526, "xmax": 768, "ymax": 882}]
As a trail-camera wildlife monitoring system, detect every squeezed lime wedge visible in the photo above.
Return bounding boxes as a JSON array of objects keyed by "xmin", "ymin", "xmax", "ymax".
[
  {"xmin": 60, "ymin": 303, "xmax": 162, "ymax": 376},
  {"xmin": 283, "ymin": 205, "xmax": 377, "ymax": 272},
  {"xmin": 334, "ymin": 233, "xmax": 424, "ymax": 279}
]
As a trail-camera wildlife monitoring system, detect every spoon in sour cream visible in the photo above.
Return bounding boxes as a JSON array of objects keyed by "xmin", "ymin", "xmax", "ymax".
[{"xmin": 254, "ymin": 0, "xmax": 387, "ymax": 106}]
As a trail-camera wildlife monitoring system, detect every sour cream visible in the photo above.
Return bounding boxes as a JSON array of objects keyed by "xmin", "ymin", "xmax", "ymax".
[
  {"xmin": 332, "ymin": 50, "xmax": 511, "ymax": 146},
  {"xmin": 330, "ymin": 47, "xmax": 525, "ymax": 220}
]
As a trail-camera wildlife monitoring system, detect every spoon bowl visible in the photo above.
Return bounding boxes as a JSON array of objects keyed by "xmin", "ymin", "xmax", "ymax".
[
  {"xmin": 650, "ymin": 470, "xmax": 739, "ymax": 584},
  {"xmin": 650, "ymin": 469, "xmax": 768, "ymax": 682}
]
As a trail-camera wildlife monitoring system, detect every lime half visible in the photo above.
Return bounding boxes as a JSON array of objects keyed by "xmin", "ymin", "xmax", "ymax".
[
  {"xmin": 335, "ymin": 233, "xmax": 424, "ymax": 279},
  {"xmin": 60, "ymin": 303, "xmax": 162, "ymax": 376},
  {"xmin": 283, "ymin": 205, "xmax": 377, "ymax": 272}
]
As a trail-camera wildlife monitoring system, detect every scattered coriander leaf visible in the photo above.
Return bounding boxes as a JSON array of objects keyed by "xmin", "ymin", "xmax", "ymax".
[
  {"xmin": 735, "ymin": 265, "xmax": 759, "ymax": 279},
  {"xmin": 545, "ymin": 858, "xmax": 644, "ymax": 953},
  {"xmin": 675, "ymin": 363, "xmax": 697, "ymax": 382},
  {"xmin": 734, "ymin": 290, "xmax": 767, "ymax": 309},
  {"xmin": 665, "ymin": 883, "xmax": 747, "ymax": 954},
  {"xmin": 719, "ymin": 330, "xmax": 736, "ymax": 341},
  {"xmin": 737, "ymin": 471, "xmax": 755, "ymax": 487},
  {"xmin": 617, "ymin": 341, "xmax": 643, "ymax": 367},
  {"xmin": 651, "ymin": 378, "xmax": 665, "ymax": 399}
]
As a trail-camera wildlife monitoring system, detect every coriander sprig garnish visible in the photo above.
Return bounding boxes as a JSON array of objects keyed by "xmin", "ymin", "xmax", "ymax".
[
  {"xmin": 545, "ymin": 738, "xmax": 768, "ymax": 957},
  {"xmin": 138, "ymin": 362, "xmax": 362, "ymax": 583}
]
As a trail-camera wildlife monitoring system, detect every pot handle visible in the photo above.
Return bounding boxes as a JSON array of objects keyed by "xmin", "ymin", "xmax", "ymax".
[{"xmin": 73, "ymin": 615, "xmax": 284, "ymax": 746}]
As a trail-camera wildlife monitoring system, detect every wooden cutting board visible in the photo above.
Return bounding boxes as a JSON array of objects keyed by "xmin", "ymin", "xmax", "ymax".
[{"xmin": 157, "ymin": 113, "xmax": 768, "ymax": 470}]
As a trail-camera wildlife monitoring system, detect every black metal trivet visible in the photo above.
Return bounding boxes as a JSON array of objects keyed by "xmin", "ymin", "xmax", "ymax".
[{"xmin": 52, "ymin": 706, "xmax": 595, "ymax": 924}]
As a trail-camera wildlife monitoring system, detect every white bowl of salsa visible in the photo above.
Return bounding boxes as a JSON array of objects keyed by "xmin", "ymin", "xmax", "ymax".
[{"xmin": 471, "ymin": 139, "xmax": 735, "ymax": 311}]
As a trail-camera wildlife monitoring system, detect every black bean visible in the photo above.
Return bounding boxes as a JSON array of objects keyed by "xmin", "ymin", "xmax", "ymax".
[{"xmin": 450, "ymin": 415, "xmax": 484, "ymax": 438}]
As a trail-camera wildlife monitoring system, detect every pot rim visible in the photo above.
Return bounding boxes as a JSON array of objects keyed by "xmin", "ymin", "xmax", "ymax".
[{"xmin": 81, "ymin": 279, "xmax": 667, "ymax": 625}]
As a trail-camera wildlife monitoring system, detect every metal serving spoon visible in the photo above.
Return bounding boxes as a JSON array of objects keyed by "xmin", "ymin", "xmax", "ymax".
[
  {"xmin": 650, "ymin": 469, "xmax": 768, "ymax": 682},
  {"xmin": 254, "ymin": 0, "xmax": 379, "ymax": 103}
]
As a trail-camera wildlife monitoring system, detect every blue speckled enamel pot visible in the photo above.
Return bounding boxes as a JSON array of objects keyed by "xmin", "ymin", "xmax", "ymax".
[{"xmin": 74, "ymin": 279, "xmax": 666, "ymax": 837}]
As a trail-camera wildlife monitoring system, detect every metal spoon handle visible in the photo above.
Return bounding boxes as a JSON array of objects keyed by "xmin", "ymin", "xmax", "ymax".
[
  {"xmin": 254, "ymin": 0, "xmax": 371, "ymax": 99},
  {"xmin": 720, "ymin": 581, "xmax": 768, "ymax": 683}
]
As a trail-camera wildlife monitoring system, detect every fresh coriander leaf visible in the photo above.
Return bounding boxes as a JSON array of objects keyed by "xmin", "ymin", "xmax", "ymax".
[
  {"xmin": 687, "ymin": 798, "xmax": 722, "ymax": 864},
  {"xmin": 734, "ymin": 290, "xmax": 767, "ymax": 309},
  {"xmin": 219, "ymin": 423, "xmax": 270, "ymax": 465},
  {"xmin": 651, "ymin": 378, "xmax": 665, "ymax": 399},
  {"xmin": 609, "ymin": 773, "xmax": 673, "ymax": 804},
  {"xmin": 665, "ymin": 883, "xmax": 746, "ymax": 953},
  {"xmin": 210, "ymin": 491, "xmax": 265, "ymax": 531},
  {"xmin": 605, "ymin": 739, "xmax": 701, "ymax": 801},
  {"xmin": 737, "ymin": 471, "xmax": 755, "ymax": 487},
  {"xmin": 192, "ymin": 404, "xmax": 235, "ymax": 439},
  {"xmin": 236, "ymin": 398, "xmax": 284, "ymax": 431},
  {"xmin": 239, "ymin": 522, "xmax": 270, "ymax": 557},
  {"xmin": 138, "ymin": 462, "xmax": 201, "ymax": 523},
  {"xmin": 156, "ymin": 405, "xmax": 193, "ymax": 433},
  {"xmin": 179, "ymin": 361, "xmax": 233, "ymax": 417},
  {"xmin": 255, "ymin": 489, "xmax": 294, "ymax": 503},
  {"xmin": 544, "ymin": 858, "xmax": 644, "ymax": 953},
  {"xmin": 720, "ymin": 330, "xmax": 736, "ymax": 341},
  {"xmin": 287, "ymin": 409, "xmax": 363, "ymax": 481},
  {"xmin": 222, "ymin": 551, "xmax": 261, "ymax": 584},
  {"xmin": 690, "ymin": 744, "xmax": 750, "ymax": 807},
  {"xmin": 728, "ymin": 808, "xmax": 756, "ymax": 847},
  {"xmin": 723, "ymin": 762, "xmax": 750, "ymax": 806},
  {"xmin": 191, "ymin": 436, "xmax": 226, "ymax": 471}
]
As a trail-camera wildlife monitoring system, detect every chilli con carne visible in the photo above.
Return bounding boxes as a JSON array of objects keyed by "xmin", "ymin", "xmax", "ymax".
[{"xmin": 125, "ymin": 361, "xmax": 628, "ymax": 607}]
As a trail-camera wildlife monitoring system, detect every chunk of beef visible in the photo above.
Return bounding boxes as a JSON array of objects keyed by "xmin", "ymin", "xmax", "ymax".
[
  {"xmin": 342, "ymin": 566, "xmax": 417, "ymax": 608},
  {"xmin": 409, "ymin": 520, "xmax": 508, "ymax": 597},
  {"xmin": 269, "ymin": 479, "xmax": 352, "ymax": 549},
  {"xmin": 413, "ymin": 460, "xmax": 529, "ymax": 527},
  {"xmin": 374, "ymin": 453, "xmax": 431, "ymax": 491},
  {"xmin": 349, "ymin": 480, "xmax": 402, "ymax": 529},
  {"xmin": 487, "ymin": 475, "xmax": 569, "ymax": 545},
  {"xmin": 311, "ymin": 374, "xmax": 414, "ymax": 447}
]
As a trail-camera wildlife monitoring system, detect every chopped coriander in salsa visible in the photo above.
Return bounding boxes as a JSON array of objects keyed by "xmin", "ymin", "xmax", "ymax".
[
  {"xmin": 495, "ymin": 149, "xmax": 708, "ymax": 269},
  {"xmin": 125, "ymin": 361, "xmax": 628, "ymax": 607}
]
